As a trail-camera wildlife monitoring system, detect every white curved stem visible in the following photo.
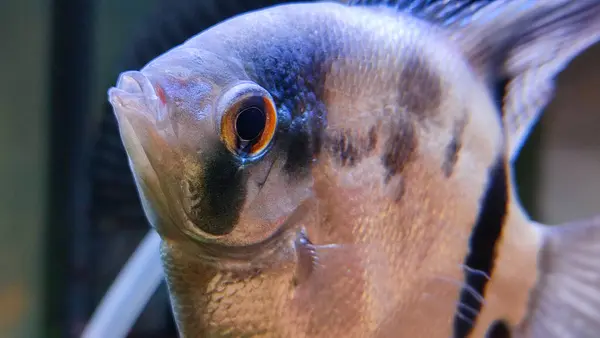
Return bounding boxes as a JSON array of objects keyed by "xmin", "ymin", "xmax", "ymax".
[{"xmin": 81, "ymin": 230, "xmax": 164, "ymax": 338}]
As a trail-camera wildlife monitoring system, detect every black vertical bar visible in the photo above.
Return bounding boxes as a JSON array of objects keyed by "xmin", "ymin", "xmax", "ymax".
[{"xmin": 46, "ymin": 0, "xmax": 95, "ymax": 337}]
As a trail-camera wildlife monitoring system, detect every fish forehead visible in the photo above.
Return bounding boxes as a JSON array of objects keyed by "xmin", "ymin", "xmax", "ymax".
[{"xmin": 148, "ymin": 2, "xmax": 506, "ymax": 337}]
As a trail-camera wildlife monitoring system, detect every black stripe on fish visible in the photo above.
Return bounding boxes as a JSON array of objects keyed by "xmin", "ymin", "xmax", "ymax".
[
  {"xmin": 282, "ymin": 114, "xmax": 320, "ymax": 179},
  {"xmin": 190, "ymin": 143, "xmax": 248, "ymax": 236},
  {"xmin": 255, "ymin": 54, "xmax": 329, "ymax": 180},
  {"xmin": 453, "ymin": 156, "xmax": 508, "ymax": 338}
]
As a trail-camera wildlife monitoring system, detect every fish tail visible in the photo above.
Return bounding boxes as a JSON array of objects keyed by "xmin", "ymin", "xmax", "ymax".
[{"xmin": 516, "ymin": 217, "xmax": 600, "ymax": 338}]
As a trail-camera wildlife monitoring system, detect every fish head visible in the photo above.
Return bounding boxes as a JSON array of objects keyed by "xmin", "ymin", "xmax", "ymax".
[{"xmin": 107, "ymin": 47, "xmax": 315, "ymax": 255}]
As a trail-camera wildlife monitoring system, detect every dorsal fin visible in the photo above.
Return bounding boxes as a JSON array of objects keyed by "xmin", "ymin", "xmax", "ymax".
[
  {"xmin": 446, "ymin": 0, "xmax": 600, "ymax": 163},
  {"xmin": 339, "ymin": 0, "xmax": 600, "ymax": 163},
  {"xmin": 338, "ymin": 1, "xmax": 495, "ymax": 26}
]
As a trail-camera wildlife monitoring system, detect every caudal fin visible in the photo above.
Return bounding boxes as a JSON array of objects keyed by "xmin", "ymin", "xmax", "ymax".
[{"xmin": 517, "ymin": 217, "xmax": 600, "ymax": 338}]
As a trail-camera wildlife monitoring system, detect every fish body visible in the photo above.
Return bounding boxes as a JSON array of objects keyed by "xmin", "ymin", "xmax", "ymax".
[{"xmin": 108, "ymin": 1, "xmax": 600, "ymax": 337}]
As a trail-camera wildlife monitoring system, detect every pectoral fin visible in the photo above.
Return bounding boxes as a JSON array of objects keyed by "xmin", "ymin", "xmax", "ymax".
[{"xmin": 516, "ymin": 217, "xmax": 600, "ymax": 338}]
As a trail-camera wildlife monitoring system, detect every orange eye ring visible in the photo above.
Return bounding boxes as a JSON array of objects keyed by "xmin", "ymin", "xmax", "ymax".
[{"xmin": 220, "ymin": 89, "xmax": 277, "ymax": 160}]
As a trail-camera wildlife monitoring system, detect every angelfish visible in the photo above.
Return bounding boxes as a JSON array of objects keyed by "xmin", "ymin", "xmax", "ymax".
[{"xmin": 107, "ymin": 0, "xmax": 600, "ymax": 337}]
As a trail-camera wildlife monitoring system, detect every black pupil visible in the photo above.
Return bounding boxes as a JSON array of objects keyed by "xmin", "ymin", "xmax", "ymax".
[{"xmin": 235, "ymin": 106, "xmax": 266, "ymax": 141}]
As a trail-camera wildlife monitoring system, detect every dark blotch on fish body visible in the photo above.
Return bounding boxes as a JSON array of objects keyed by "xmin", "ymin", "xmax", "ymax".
[
  {"xmin": 442, "ymin": 116, "xmax": 467, "ymax": 177},
  {"xmin": 324, "ymin": 125, "xmax": 378, "ymax": 167},
  {"xmin": 195, "ymin": 143, "xmax": 247, "ymax": 236},
  {"xmin": 398, "ymin": 54, "xmax": 443, "ymax": 118},
  {"xmin": 381, "ymin": 119, "xmax": 418, "ymax": 183}
]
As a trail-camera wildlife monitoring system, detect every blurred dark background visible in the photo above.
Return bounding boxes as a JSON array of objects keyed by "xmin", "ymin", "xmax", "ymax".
[{"xmin": 1, "ymin": 0, "xmax": 599, "ymax": 337}]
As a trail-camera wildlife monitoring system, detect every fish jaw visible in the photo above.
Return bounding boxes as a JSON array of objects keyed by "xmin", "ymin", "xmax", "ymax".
[{"xmin": 108, "ymin": 71, "xmax": 182, "ymax": 239}]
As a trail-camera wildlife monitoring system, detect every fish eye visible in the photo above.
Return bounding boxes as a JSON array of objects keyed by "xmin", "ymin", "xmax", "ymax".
[
  {"xmin": 235, "ymin": 106, "xmax": 265, "ymax": 141},
  {"xmin": 219, "ymin": 83, "xmax": 277, "ymax": 160}
]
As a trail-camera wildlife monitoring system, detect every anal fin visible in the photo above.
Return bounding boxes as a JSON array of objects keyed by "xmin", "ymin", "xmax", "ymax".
[{"xmin": 517, "ymin": 217, "xmax": 600, "ymax": 338}]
